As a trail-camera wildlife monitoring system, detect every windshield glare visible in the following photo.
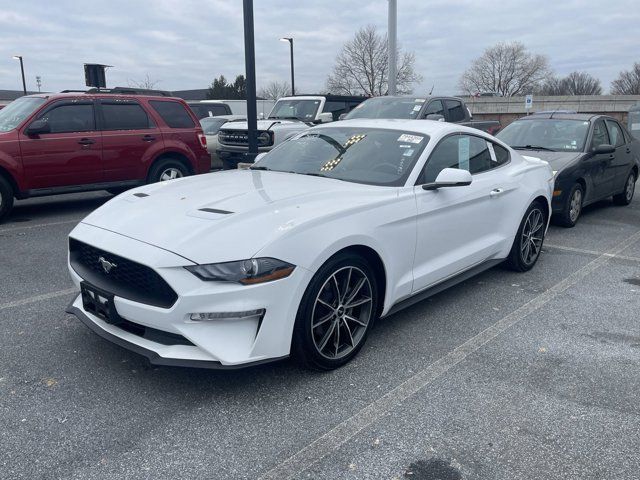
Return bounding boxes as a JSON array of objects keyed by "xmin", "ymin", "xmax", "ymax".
[
  {"xmin": 345, "ymin": 97, "xmax": 425, "ymax": 120},
  {"xmin": 268, "ymin": 99, "xmax": 320, "ymax": 121},
  {"xmin": 497, "ymin": 119, "xmax": 590, "ymax": 152},
  {"xmin": 0, "ymin": 96, "xmax": 46, "ymax": 132},
  {"xmin": 253, "ymin": 127, "xmax": 429, "ymax": 187}
]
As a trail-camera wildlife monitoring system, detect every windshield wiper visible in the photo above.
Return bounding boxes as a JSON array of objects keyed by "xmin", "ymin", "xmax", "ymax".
[{"xmin": 512, "ymin": 145, "xmax": 557, "ymax": 152}]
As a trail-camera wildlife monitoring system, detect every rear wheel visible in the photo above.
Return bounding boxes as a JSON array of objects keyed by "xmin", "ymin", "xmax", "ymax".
[
  {"xmin": 613, "ymin": 171, "xmax": 636, "ymax": 206},
  {"xmin": 555, "ymin": 183, "xmax": 583, "ymax": 228},
  {"xmin": 148, "ymin": 158, "xmax": 190, "ymax": 184},
  {"xmin": 505, "ymin": 201, "xmax": 547, "ymax": 272},
  {"xmin": 0, "ymin": 175, "xmax": 14, "ymax": 223},
  {"xmin": 292, "ymin": 253, "xmax": 379, "ymax": 370}
]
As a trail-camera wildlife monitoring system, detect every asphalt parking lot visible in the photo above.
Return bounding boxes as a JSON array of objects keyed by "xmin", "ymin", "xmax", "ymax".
[{"xmin": 1, "ymin": 185, "xmax": 639, "ymax": 480}]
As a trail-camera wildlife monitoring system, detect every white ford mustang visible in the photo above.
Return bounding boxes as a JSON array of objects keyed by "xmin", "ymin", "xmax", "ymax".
[{"xmin": 66, "ymin": 119, "xmax": 553, "ymax": 370}]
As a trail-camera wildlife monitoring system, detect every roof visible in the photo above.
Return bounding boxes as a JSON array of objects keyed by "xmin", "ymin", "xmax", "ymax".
[
  {"xmin": 515, "ymin": 113, "xmax": 601, "ymax": 121},
  {"xmin": 172, "ymin": 89, "xmax": 210, "ymax": 101},
  {"xmin": 313, "ymin": 118, "xmax": 474, "ymax": 136},
  {"xmin": 20, "ymin": 92, "xmax": 186, "ymax": 101}
]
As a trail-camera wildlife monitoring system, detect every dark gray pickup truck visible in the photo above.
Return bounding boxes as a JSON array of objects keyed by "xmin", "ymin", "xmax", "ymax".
[{"xmin": 344, "ymin": 96, "xmax": 501, "ymax": 134}]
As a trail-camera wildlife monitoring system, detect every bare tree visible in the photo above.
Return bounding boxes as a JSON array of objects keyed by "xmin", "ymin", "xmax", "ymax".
[
  {"xmin": 326, "ymin": 25, "xmax": 421, "ymax": 96},
  {"xmin": 128, "ymin": 73, "xmax": 160, "ymax": 90},
  {"xmin": 459, "ymin": 42, "xmax": 551, "ymax": 97},
  {"xmin": 611, "ymin": 63, "xmax": 640, "ymax": 95},
  {"xmin": 258, "ymin": 80, "xmax": 291, "ymax": 100},
  {"xmin": 539, "ymin": 71, "xmax": 602, "ymax": 95}
]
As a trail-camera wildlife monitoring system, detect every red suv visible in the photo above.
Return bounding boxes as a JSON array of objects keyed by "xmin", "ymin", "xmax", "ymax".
[{"xmin": 0, "ymin": 91, "xmax": 210, "ymax": 221}]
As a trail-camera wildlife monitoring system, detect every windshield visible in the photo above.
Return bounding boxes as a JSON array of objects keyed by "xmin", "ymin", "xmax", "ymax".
[
  {"xmin": 268, "ymin": 99, "xmax": 320, "ymax": 121},
  {"xmin": 497, "ymin": 119, "xmax": 590, "ymax": 152},
  {"xmin": 344, "ymin": 97, "xmax": 425, "ymax": 120},
  {"xmin": 200, "ymin": 117, "xmax": 228, "ymax": 135},
  {"xmin": 253, "ymin": 126, "xmax": 429, "ymax": 187},
  {"xmin": 0, "ymin": 96, "xmax": 46, "ymax": 132}
]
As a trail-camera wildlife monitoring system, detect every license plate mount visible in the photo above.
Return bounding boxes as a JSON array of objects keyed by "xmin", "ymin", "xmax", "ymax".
[{"xmin": 80, "ymin": 282, "xmax": 122, "ymax": 325}]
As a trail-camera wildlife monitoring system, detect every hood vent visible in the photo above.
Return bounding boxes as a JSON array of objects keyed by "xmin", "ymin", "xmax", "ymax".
[
  {"xmin": 199, "ymin": 208, "xmax": 233, "ymax": 215},
  {"xmin": 133, "ymin": 193, "xmax": 149, "ymax": 198}
]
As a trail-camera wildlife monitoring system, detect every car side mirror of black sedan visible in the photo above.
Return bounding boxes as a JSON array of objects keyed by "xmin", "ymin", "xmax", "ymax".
[{"xmin": 593, "ymin": 144, "xmax": 615, "ymax": 155}]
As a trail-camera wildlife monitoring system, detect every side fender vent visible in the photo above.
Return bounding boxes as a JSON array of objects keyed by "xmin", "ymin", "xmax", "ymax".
[{"xmin": 199, "ymin": 208, "xmax": 233, "ymax": 215}]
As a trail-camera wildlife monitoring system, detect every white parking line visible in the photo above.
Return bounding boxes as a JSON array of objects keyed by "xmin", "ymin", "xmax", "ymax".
[
  {"xmin": 0, "ymin": 288, "xmax": 77, "ymax": 311},
  {"xmin": 0, "ymin": 219, "xmax": 81, "ymax": 234},
  {"xmin": 259, "ymin": 229, "xmax": 640, "ymax": 480},
  {"xmin": 544, "ymin": 243, "xmax": 640, "ymax": 263}
]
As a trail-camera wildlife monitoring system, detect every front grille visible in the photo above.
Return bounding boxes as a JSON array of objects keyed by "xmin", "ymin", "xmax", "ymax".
[
  {"xmin": 219, "ymin": 129, "xmax": 272, "ymax": 147},
  {"xmin": 69, "ymin": 238, "xmax": 178, "ymax": 308}
]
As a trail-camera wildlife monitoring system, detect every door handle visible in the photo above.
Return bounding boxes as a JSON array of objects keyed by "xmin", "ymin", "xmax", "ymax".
[
  {"xmin": 626, "ymin": 147, "xmax": 631, "ymax": 154},
  {"xmin": 490, "ymin": 188, "xmax": 504, "ymax": 198},
  {"xmin": 142, "ymin": 135, "xmax": 156, "ymax": 142},
  {"xmin": 77, "ymin": 138, "xmax": 95, "ymax": 145}
]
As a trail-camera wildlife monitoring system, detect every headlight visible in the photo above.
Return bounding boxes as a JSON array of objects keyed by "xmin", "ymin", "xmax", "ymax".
[
  {"xmin": 257, "ymin": 131, "xmax": 273, "ymax": 147},
  {"xmin": 185, "ymin": 258, "xmax": 295, "ymax": 284}
]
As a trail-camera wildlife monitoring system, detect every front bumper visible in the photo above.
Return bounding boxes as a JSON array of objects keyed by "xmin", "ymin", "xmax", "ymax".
[{"xmin": 66, "ymin": 223, "xmax": 312, "ymax": 368}]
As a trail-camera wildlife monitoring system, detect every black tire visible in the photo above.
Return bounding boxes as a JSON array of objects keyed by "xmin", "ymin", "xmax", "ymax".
[
  {"xmin": 0, "ymin": 175, "xmax": 15, "ymax": 223},
  {"xmin": 554, "ymin": 183, "xmax": 583, "ymax": 228},
  {"xmin": 292, "ymin": 252, "xmax": 379, "ymax": 371},
  {"xmin": 613, "ymin": 171, "xmax": 636, "ymax": 206},
  {"xmin": 147, "ymin": 158, "xmax": 190, "ymax": 184},
  {"xmin": 505, "ymin": 201, "xmax": 547, "ymax": 272}
]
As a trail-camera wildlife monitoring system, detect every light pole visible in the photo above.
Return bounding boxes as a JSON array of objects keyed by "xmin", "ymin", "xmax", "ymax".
[
  {"xmin": 243, "ymin": 0, "xmax": 258, "ymax": 160},
  {"xmin": 387, "ymin": 0, "xmax": 397, "ymax": 95},
  {"xmin": 280, "ymin": 37, "xmax": 295, "ymax": 96},
  {"xmin": 12, "ymin": 55, "xmax": 27, "ymax": 95}
]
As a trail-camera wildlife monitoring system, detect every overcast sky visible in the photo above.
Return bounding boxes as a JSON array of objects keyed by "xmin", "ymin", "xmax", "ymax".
[{"xmin": 1, "ymin": 0, "xmax": 638, "ymax": 95}]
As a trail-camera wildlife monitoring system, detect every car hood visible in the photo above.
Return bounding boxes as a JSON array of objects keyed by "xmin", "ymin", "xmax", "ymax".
[
  {"xmin": 79, "ymin": 170, "xmax": 390, "ymax": 264},
  {"xmin": 517, "ymin": 150, "xmax": 583, "ymax": 171}
]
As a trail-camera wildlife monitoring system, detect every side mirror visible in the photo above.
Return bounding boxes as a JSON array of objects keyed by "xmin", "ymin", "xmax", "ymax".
[
  {"xmin": 338, "ymin": 113, "xmax": 347, "ymax": 121},
  {"xmin": 422, "ymin": 168, "xmax": 472, "ymax": 190},
  {"xmin": 26, "ymin": 119, "xmax": 50, "ymax": 136},
  {"xmin": 593, "ymin": 144, "xmax": 615, "ymax": 154},
  {"xmin": 426, "ymin": 114, "xmax": 445, "ymax": 122},
  {"xmin": 315, "ymin": 112, "xmax": 334, "ymax": 124}
]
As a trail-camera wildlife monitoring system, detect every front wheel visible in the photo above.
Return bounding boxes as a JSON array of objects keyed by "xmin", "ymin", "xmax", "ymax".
[
  {"xmin": 292, "ymin": 253, "xmax": 379, "ymax": 370},
  {"xmin": 505, "ymin": 201, "xmax": 547, "ymax": 272},
  {"xmin": 613, "ymin": 171, "xmax": 636, "ymax": 206},
  {"xmin": 555, "ymin": 183, "xmax": 583, "ymax": 228},
  {"xmin": 0, "ymin": 175, "xmax": 15, "ymax": 223}
]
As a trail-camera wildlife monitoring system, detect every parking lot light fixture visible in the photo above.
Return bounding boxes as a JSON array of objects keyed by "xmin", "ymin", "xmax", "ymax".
[
  {"xmin": 280, "ymin": 37, "xmax": 295, "ymax": 96},
  {"xmin": 12, "ymin": 55, "xmax": 27, "ymax": 95}
]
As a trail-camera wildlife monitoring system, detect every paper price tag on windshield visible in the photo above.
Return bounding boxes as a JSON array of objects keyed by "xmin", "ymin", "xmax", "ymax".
[{"xmin": 397, "ymin": 134, "xmax": 423, "ymax": 144}]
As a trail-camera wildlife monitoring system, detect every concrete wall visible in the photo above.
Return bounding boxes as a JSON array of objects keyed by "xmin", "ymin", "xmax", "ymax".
[{"xmin": 465, "ymin": 95, "xmax": 640, "ymax": 127}]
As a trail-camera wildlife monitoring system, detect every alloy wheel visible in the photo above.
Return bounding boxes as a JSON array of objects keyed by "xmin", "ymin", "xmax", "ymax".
[
  {"xmin": 160, "ymin": 168, "xmax": 184, "ymax": 181},
  {"xmin": 311, "ymin": 266, "xmax": 373, "ymax": 360},
  {"xmin": 626, "ymin": 174, "xmax": 636, "ymax": 202},
  {"xmin": 569, "ymin": 189, "xmax": 582, "ymax": 223},
  {"xmin": 520, "ymin": 207, "xmax": 545, "ymax": 266}
]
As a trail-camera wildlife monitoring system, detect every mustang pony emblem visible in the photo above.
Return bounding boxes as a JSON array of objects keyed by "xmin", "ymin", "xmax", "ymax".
[{"xmin": 98, "ymin": 256, "xmax": 117, "ymax": 273}]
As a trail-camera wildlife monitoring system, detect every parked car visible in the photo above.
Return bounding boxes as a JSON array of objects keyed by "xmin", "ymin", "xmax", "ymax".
[
  {"xmin": 497, "ymin": 113, "xmax": 639, "ymax": 227},
  {"xmin": 66, "ymin": 119, "xmax": 552, "ymax": 370},
  {"xmin": 216, "ymin": 95, "xmax": 366, "ymax": 169},
  {"xmin": 187, "ymin": 101, "xmax": 232, "ymax": 120},
  {"xmin": 200, "ymin": 115, "xmax": 246, "ymax": 169},
  {"xmin": 0, "ymin": 92, "xmax": 210, "ymax": 221},
  {"xmin": 344, "ymin": 96, "xmax": 501, "ymax": 134}
]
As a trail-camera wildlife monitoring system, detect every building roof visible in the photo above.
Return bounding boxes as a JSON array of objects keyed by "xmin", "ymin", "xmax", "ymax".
[
  {"xmin": 0, "ymin": 89, "xmax": 42, "ymax": 101},
  {"xmin": 172, "ymin": 89, "xmax": 210, "ymax": 101}
]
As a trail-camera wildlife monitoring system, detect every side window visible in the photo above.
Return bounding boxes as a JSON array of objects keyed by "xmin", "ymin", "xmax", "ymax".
[
  {"xmin": 322, "ymin": 101, "xmax": 348, "ymax": 121},
  {"xmin": 445, "ymin": 100, "xmax": 465, "ymax": 122},
  {"xmin": 101, "ymin": 102, "xmax": 153, "ymax": 130},
  {"xmin": 210, "ymin": 105, "xmax": 229, "ymax": 116},
  {"xmin": 149, "ymin": 100, "xmax": 195, "ymax": 128},
  {"xmin": 421, "ymin": 135, "xmax": 506, "ymax": 183},
  {"xmin": 590, "ymin": 119, "xmax": 610, "ymax": 150},
  {"xmin": 38, "ymin": 103, "xmax": 95, "ymax": 133},
  {"xmin": 424, "ymin": 100, "xmax": 444, "ymax": 117},
  {"xmin": 605, "ymin": 119, "xmax": 625, "ymax": 147}
]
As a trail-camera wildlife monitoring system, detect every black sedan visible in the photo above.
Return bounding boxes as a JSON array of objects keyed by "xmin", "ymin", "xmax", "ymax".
[{"xmin": 497, "ymin": 113, "xmax": 639, "ymax": 227}]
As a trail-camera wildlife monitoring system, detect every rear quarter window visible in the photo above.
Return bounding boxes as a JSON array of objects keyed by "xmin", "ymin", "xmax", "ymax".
[{"xmin": 150, "ymin": 100, "xmax": 195, "ymax": 128}]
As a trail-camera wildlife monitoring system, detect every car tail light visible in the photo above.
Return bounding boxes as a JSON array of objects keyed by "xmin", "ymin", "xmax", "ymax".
[{"xmin": 197, "ymin": 132, "xmax": 207, "ymax": 148}]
